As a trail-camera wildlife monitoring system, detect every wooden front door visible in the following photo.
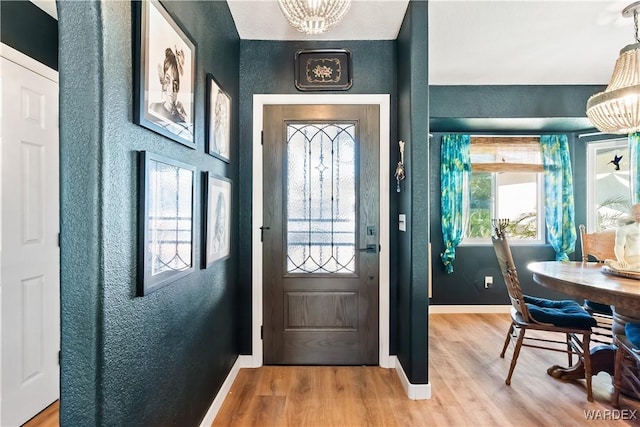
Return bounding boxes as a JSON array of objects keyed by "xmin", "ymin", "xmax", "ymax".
[{"xmin": 263, "ymin": 104, "xmax": 379, "ymax": 365}]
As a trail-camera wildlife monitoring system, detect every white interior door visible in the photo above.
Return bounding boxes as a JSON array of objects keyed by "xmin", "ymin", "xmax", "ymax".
[{"xmin": 0, "ymin": 48, "xmax": 60, "ymax": 426}]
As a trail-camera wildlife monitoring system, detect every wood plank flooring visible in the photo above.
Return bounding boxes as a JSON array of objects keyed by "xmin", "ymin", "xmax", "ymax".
[
  {"xmin": 23, "ymin": 401, "xmax": 58, "ymax": 427},
  {"xmin": 214, "ymin": 313, "xmax": 639, "ymax": 426},
  {"xmin": 25, "ymin": 313, "xmax": 640, "ymax": 426}
]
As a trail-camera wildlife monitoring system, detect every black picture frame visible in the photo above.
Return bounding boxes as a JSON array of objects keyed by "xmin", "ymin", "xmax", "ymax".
[
  {"xmin": 205, "ymin": 73, "xmax": 231, "ymax": 163},
  {"xmin": 138, "ymin": 151, "xmax": 196, "ymax": 295},
  {"xmin": 201, "ymin": 172, "xmax": 232, "ymax": 268},
  {"xmin": 294, "ymin": 49, "xmax": 353, "ymax": 91},
  {"xmin": 134, "ymin": 0, "xmax": 197, "ymax": 149}
]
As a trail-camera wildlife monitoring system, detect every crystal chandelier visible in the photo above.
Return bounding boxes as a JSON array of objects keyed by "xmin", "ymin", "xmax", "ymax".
[
  {"xmin": 277, "ymin": 0, "xmax": 351, "ymax": 35},
  {"xmin": 587, "ymin": 2, "xmax": 640, "ymax": 134}
]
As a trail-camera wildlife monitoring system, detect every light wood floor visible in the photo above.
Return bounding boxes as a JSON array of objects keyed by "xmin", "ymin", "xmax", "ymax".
[
  {"xmin": 23, "ymin": 400, "xmax": 58, "ymax": 427},
  {"xmin": 214, "ymin": 314, "xmax": 639, "ymax": 427},
  {"xmin": 25, "ymin": 314, "xmax": 639, "ymax": 426}
]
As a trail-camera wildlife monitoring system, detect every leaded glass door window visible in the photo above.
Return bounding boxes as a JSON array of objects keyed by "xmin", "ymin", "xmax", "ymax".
[{"xmin": 286, "ymin": 123, "xmax": 356, "ymax": 274}]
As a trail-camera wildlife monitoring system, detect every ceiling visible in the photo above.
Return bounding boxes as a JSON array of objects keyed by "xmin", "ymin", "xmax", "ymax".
[
  {"xmin": 229, "ymin": 0, "xmax": 635, "ymax": 86},
  {"xmin": 32, "ymin": 0, "xmax": 636, "ymax": 86},
  {"xmin": 429, "ymin": 0, "xmax": 633, "ymax": 86},
  {"xmin": 228, "ymin": 0, "xmax": 410, "ymax": 40}
]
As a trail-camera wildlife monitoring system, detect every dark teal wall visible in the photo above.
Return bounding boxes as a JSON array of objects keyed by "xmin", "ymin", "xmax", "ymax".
[
  {"xmin": 1, "ymin": 0, "xmax": 58, "ymax": 70},
  {"xmin": 58, "ymin": 1, "xmax": 240, "ymax": 425},
  {"xmin": 428, "ymin": 85, "xmax": 602, "ymax": 305},
  {"xmin": 237, "ymin": 39, "xmax": 399, "ymax": 354},
  {"xmin": 430, "ymin": 85, "xmax": 604, "ymax": 119},
  {"xmin": 396, "ymin": 1, "xmax": 429, "ymax": 384}
]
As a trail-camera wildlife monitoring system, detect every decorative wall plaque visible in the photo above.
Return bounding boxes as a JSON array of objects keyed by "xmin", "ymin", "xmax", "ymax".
[{"xmin": 294, "ymin": 49, "xmax": 352, "ymax": 91}]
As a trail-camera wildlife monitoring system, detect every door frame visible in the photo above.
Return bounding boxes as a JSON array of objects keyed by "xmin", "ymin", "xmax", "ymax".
[
  {"xmin": 251, "ymin": 94, "xmax": 390, "ymax": 368},
  {"xmin": 0, "ymin": 43, "xmax": 58, "ymax": 83}
]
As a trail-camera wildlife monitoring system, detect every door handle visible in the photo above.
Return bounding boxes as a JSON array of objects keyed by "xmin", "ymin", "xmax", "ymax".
[
  {"xmin": 260, "ymin": 226, "xmax": 270, "ymax": 242},
  {"xmin": 359, "ymin": 244, "xmax": 377, "ymax": 254}
]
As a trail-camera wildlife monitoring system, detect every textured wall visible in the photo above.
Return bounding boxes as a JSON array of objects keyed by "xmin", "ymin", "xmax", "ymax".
[
  {"xmin": 1, "ymin": 0, "xmax": 58, "ymax": 70},
  {"xmin": 396, "ymin": 1, "xmax": 429, "ymax": 384},
  {"xmin": 237, "ymin": 40, "xmax": 399, "ymax": 355},
  {"xmin": 430, "ymin": 85, "xmax": 605, "ymax": 119},
  {"xmin": 58, "ymin": 1, "xmax": 240, "ymax": 425},
  {"xmin": 428, "ymin": 85, "xmax": 596, "ymax": 306}
]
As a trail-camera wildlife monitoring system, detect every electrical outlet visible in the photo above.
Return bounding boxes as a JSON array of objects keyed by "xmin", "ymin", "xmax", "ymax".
[{"xmin": 484, "ymin": 276, "xmax": 493, "ymax": 289}]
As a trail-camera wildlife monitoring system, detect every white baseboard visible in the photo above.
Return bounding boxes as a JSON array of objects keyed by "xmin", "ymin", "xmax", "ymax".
[
  {"xmin": 199, "ymin": 355, "xmax": 253, "ymax": 427},
  {"xmin": 384, "ymin": 355, "xmax": 396, "ymax": 369},
  {"xmin": 429, "ymin": 305, "xmax": 511, "ymax": 314},
  {"xmin": 391, "ymin": 356, "xmax": 431, "ymax": 400}
]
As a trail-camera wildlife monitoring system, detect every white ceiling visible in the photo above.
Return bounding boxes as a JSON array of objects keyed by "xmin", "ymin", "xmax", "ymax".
[
  {"xmin": 429, "ymin": 0, "xmax": 633, "ymax": 85},
  {"xmin": 33, "ymin": 0, "xmax": 637, "ymax": 86},
  {"xmin": 228, "ymin": 0, "xmax": 409, "ymax": 40},
  {"xmin": 30, "ymin": 0, "xmax": 56, "ymax": 19}
]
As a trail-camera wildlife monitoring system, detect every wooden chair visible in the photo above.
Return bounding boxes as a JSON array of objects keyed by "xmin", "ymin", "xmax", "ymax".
[
  {"xmin": 612, "ymin": 326, "xmax": 640, "ymax": 408},
  {"xmin": 579, "ymin": 224, "xmax": 615, "ymax": 344},
  {"xmin": 492, "ymin": 221, "xmax": 595, "ymax": 401},
  {"xmin": 579, "ymin": 224, "xmax": 616, "ymax": 263}
]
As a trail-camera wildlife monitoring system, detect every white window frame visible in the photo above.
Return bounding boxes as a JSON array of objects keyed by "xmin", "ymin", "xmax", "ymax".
[
  {"xmin": 586, "ymin": 138, "xmax": 628, "ymax": 233},
  {"xmin": 460, "ymin": 171, "xmax": 545, "ymax": 246}
]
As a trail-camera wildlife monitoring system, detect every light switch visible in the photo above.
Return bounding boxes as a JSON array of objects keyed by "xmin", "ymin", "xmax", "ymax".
[{"xmin": 399, "ymin": 214, "xmax": 406, "ymax": 232}]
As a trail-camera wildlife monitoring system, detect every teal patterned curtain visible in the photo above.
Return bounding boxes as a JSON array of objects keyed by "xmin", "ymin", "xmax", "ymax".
[
  {"xmin": 440, "ymin": 134, "xmax": 471, "ymax": 273},
  {"xmin": 539, "ymin": 135, "xmax": 576, "ymax": 261},
  {"xmin": 629, "ymin": 132, "xmax": 640, "ymax": 204}
]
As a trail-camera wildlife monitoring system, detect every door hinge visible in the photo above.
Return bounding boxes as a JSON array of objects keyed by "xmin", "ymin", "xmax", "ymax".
[
  {"xmin": 58, "ymin": 233, "xmax": 60, "ymax": 247},
  {"xmin": 261, "ymin": 325, "xmax": 264, "ymax": 340},
  {"xmin": 379, "ymin": 244, "xmax": 382, "ymax": 253},
  {"xmin": 58, "ymin": 350, "xmax": 61, "ymax": 365},
  {"xmin": 261, "ymin": 130, "xmax": 264, "ymax": 146}
]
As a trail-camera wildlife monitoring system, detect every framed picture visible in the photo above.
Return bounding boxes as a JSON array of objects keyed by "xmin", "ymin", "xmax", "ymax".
[
  {"xmin": 202, "ymin": 172, "xmax": 232, "ymax": 268},
  {"xmin": 138, "ymin": 151, "xmax": 196, "ymax": 295},
  {"xmin": 294, "ymin": 49, "xmax": 353, "ymax": 91},
  {"xmin": 134, "ymin": 0, "xmax": 196, "ymax": 149},
  {"xmin": 205, "ymin": 73, "xmax": 231, "ymax": 162}
]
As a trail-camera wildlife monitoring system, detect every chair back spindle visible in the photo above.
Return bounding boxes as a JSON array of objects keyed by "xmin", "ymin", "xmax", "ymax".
[{"xmin": 491, "ymin": 220, "xmax": 532, "ymax": 323}]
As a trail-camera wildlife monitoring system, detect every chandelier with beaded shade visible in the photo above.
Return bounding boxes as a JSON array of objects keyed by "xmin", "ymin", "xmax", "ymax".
[
  {"xmin": 587, "ymin": 2, "xmax": 640, "ymax": 134},
  {"xmin": 277, "ymin": 0, "xmax": 351, "ymax": 35}
]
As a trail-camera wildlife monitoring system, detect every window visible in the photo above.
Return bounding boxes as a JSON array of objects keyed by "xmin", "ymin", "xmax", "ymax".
[
  {"xmin": 464, "ymin": 137, "xmax": 545, "ymax": 244},
  {"xmin": 286, "ymin": 123, "xmax": 357, "ymax": 274},
  {"xmin": 586, "ymin": 138, "xmax": 631, "ymax": 232}
]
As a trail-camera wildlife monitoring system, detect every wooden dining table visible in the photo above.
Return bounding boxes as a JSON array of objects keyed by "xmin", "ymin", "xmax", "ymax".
[{"xmin": 527, "ymin": 261, "xmax": 640, "ymax": 384}]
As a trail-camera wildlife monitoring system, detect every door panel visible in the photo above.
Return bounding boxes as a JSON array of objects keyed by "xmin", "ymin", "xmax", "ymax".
[
  {"xmin": 1, "ymin": 56, "xmax": 60, "ymax": 426},
  {"xmin": 285, "ymin": 291, "xmax": 358, "ymax": 329},
  {"xmin": 263, "ymin": 104, "xmax": 379, "ymax": 365}
]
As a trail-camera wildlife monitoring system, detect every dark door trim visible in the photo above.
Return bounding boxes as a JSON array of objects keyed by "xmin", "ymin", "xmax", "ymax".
[{"xmin": 251, "ymin": 94, "xmax": 391, "ymax": 368}]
